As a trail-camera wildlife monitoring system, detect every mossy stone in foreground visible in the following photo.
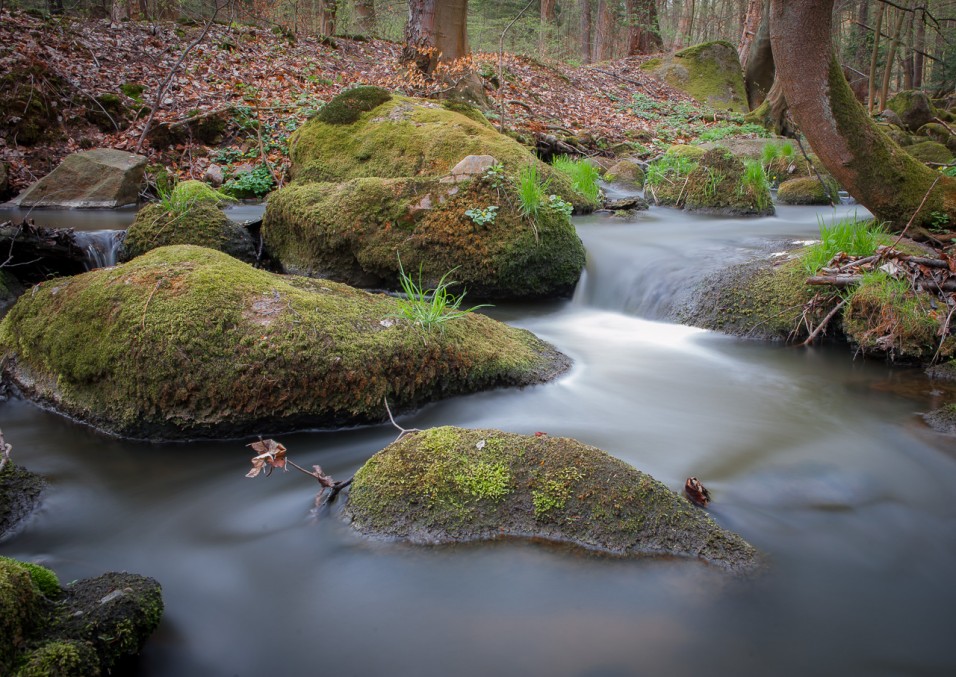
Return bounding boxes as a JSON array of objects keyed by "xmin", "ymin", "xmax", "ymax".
[
  {"xmin": 0, "ymin": 246, "xmax": 568, "ymax": 439},
  {"xmin": 289, "ymin": 94, "xmax": 592, "ymax": 210},
  {"xmin": 263, "ymin": 175, "xmax": 586, "ymax": 299},
  {"xmin": 0, "ymin": 558, "xmax": 39, "ymax": 673},
  {"xmin": 346, "ymin": 427, "xmax": 761, "ymax": 574}
]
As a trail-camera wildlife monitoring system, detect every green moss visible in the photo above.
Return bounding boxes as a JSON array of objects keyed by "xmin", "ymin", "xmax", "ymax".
[
  {"xmin": 645, "ymin": 153, "xmax": 697, "ymax": 206},
  {"xmin": 904, "ymin": 140, "xmax": 954, "ymax": 165},
  {"xmin": 16, "ymin": 640, "xmax": 100, "ymax": 677},
  {"xmin": 0, "ymin": 246, "xmax": 568, "ymax": 438},
  {"xmin": 666, "ymin": 144, "xmax": 706, "ymax": 159},
  {"xmin": 777, "ymin": 176, "xmax": 837, "ymax": 205},
  {"xmin": 684, "ymin": 148, "xmax": 773, "ymax": 216},
  {"xmin": 347, "ymin": 427, "xmax": 761, "ymax": 574},
  {"xmin": 316, "ymin": 86, "xmax": 393, "ymax": 125},
  {"xmin": 644, "ymin": 41, "xmax": 748, "ymax": 113},
  {"xmin": 289, "ymin": 95, "xmax": 591, "ymax": 210},
  {"xmin": 119, "ymin": 82, "xmax": 145, "ymax": 102},
  {"xmin": 440, "ymin": 100, "xmax": 493, "ymax": 128},
  {"xmin": 844, "ymin": 272, "xmax": 952, "ymax": 362},
  {"xmin": 0, "ymin": 558, "xmax": 40, "ymax": 674},
  {"xmin": 0, "ymin": 558, "xmax": 59, "ymax": 598},
  {"xmin": 263, "ymin": 174, "xmax": 586, "ymax": 299},
  {"xmin": 0, "ymin": 61, "xmax": 63, "ymax": 145},
  {"xmin": 603, "ymin": 160, "xmax": 645, "ymax": 188}
]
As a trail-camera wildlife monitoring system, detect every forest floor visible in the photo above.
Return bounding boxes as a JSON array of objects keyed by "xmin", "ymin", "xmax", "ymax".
[{"xmin": 0, "ymin": 9, "xmax": 714, "ymax": 196}]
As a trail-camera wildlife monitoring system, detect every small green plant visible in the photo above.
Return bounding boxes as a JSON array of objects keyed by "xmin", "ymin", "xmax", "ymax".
[
  {"xmin": 645, "ymin": 153, "xmax": 696, "ymax": 186},
  {"xmin": 482, "ymin": 162, "xmax": 506, "ymax": 189},
  {"xmin": 802, "ymin": 216, "xmax": 888, "ymax": 274},
  {"xmin": 393, "ymin": 258, "xmax": 491, "ymax": 333},
  {"xmin": 222, "ymin": 165, "xmax": 276, "ymax": 199},
  {"xmin": 929, "ymin": 210, "xmax": 951, "ymax": 232},
  {"xmin": 464, "ymin": 205, "xmax": 498, "ymax": 226},
  {"xmin": 551, "ymin": 155, "xmax": 601, "ymax": 203},
  {"xmin": 547, "ymin": 194, "xmax": 573, "ymax": 218},
  {"xmin": 516, "ymin": 163, "xmax": 549, "ymax": 218},
  {"xmin": 740, "ymin": 159, "xmax": 772, "ymax": 211},
  {"xmin": 942, "ymin": 165, "xmax": 956, "ymax": 178}
]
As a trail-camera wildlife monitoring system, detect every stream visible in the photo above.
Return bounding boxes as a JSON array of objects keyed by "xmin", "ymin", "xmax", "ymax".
[{"xmin": 1, "ymin": 200, "xmax": 955, "ymax": 676}]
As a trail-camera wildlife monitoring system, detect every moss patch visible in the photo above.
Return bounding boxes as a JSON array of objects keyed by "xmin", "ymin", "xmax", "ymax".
[
  {"xmin": 315, "ymin": 86, "xmax": 393, "ymax": 125},
  {"xmin": 263, "ymin": 174, "xmax": 586, "ymax": 299},
  {"xmin": 0, "ymin": 558, "xmax": 40, "ymax": 674},
  {"xmin": 346, "ymin": 427, "xmax": 761, "ymax": 574},
  {"xmin": 0, "ymin": 245, "xmax": 570, "ymax": 439},
  {"xmin": 122, "ymin": 181, "xmax": 253, "ymax": 262},
  {"xmin": 289, "ymin": 95, "xmax": 591, "ymax": 210},
  {"xmin": 0, "ymin": 60, "xmax": 63, "ymax": 146},
  {"xmin": 923, "ymin": 403, "xmax": 956, "ymax": 434},
  {"xmin": 904, "ymin": 140, "xmax": 954, "ymax": 165},
  {"xmin": 777, "ymin": 176, "xmax": 837, "ymax": 205},
  {"xmin": 683, "ymin": 148, "xmax": 773, "ymax": 216},
  {"xmin": 16, "ymin": 640, "xmax": 100, "ymax": 677},
  {"xmin": 0, "ymin": 558, "xmax": 59, "ymax": 598},
  {"xmin": 0, "ymin": 461, "xmax": 45, "ymax": 540}
]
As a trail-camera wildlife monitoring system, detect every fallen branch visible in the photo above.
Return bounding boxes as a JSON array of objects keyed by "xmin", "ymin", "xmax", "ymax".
[{"xmin": 800, "ymin": 297, "xmax": 849, "ymax": 346}]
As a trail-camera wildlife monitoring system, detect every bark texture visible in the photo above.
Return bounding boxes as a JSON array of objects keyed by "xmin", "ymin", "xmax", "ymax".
[
  {"xmin": 626, "ymin": 0, "xmax": 662, "ymax": 55},
  {"xmin": 770, "ymin": 0, "xmax": 956, "ymax": 231},
  {"xmin": 401, "ymin": 0, "xmax": 469, "ymax": 74},
  {"xmin": 739, "ymin": 0, "xmax": 773, "ymax": 108}
]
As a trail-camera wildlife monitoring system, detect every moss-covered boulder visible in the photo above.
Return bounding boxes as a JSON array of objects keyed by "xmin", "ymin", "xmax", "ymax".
[
  {"xmin": 876, "ymin": 121, "xmax": 913, "ymax": 147},
  {"xmin": 0, "ymin": 246, "xmax": 569, "ymax": 439},
  {"xmin": 665, "ymin": 144, "xmax": 706, "ymax": 160},
  {"xmin": 915, "ymin": 122, "xmax": 956, "ymax": 152},
  {"xmin": 886, "ymin": 89, "xmax": 938, "ymax": 132},
  {"xmin": 263, "ymin": 173, "xmax": 585, "ymax": 299},
  {"xmin": 0, "ymin": 559, "xmax": 163, "ymax": 676},
  {"xmin": 640, "ymin": 42, "xmax": 748, "ymax": 113},
  {"xmin": 288, "ymin": 92, "xmax": 591, "ymax": 210},
  {"xmin": 0, "ymin": 461, "xmax": 45, "ymax": 541},
  {"xmin": 0, "ymin": 60, "xmax": 64, "ymax": 146},
  {"xmin": 603, "ymin": 159, "xmax": 645, "ymax": 189},
  {"xmin": 683, "ymin": 148, "xmax": 774, "ymax": 216},
  {"xmin": 777, "ymin": 176, "xmax": 837, "ymax": 205},
  {"xmin": 345, "ymin": 426, "xmax": 761, "ymax": 574},
  {"xmin": 121, "ymin": 180, "xmax": 255, "ymax": 263},
  {"xmin": 904, "ymin": 140, "xmax": 954, "ymax": 165},
  {"xmin": 645, "ymin": 153, "xmax": 698, "ymax": 207}
]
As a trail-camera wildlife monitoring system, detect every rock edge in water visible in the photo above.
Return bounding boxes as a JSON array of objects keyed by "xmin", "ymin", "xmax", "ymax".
[{"xmin": 345, "ymin": 426, "xmax": 762, "ymax": 575}]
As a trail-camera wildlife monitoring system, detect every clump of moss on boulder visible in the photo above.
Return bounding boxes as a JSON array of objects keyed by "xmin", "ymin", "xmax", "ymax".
[
  {"xmin": 777, "ymin": 176, "xmax": 837, "ymax": 205},
  {"xmin": 288, "ymin": 93, "xmax": 591, "ymax": 210},
  {"xmin": 345, "ymin": 426, "xmax": 761, "ymax": 574},
  {"xmin": 263, "ymin": 168, "xmax": 586, "ymax": 299},
  {"xmin": 886, "ymin": 89, "xmax": 938, "ymax": 132},
  {"xmin": 640, "ymin": 41, "xmax": 748, "ymax": 113},
  {"xmin": 683, "ymin": 148, "xmax": 774, "ymax": 216},
  {"xmin": 0, "ymin": 558, "xmax": 163, "ymax": 676},
  {"xmin": 0, "ymin": 245, "xmax": 570, "ymax": 439},
  {"xmin": 0, "ymin": 460, "xmax": 45, "ymax": 541},
  {"xmin": 315, "ymin": 86, "xmax": 393, "ymax": 125},
  {"xmin": 645, "ymin": 152, "xmax": 698, "ymax": 207},
  {"xmin": 121, "ymin": 180, "xmax": 255, "ymax": 263},
  {"xmin": 603, "ymin": 159, "xmax": 645, "ymax": 189},
  {"xmin": 903, "ymin": 140, "xmax": 954, "ymax": 165}
]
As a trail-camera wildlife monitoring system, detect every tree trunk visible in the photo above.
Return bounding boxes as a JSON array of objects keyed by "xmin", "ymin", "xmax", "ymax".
[
  {"xmin": 401, "ymin": 0, "xmax": 469, "ymax": 75},
  {"xmin": 878, "ymin": 4, "xmax": 908, "ymax": 114},
  {"xmin": 867, "ymin": 1, "xmax": 885, "ymax": 114},
  {"xmin": 738, "ymin": 0, "xmax": 763, "ymax": 65},
  {"xmin": 626, "ymin": 0, "xmax": 662, "ymax": 55},
  {"xmin": 673, "ymin": 0, "xmax": 695, "ymax": 49},
  {"xmin": 539, "ymin": 0, "xmax": 556, "ymax": 57},
  {"xmin": 354, "ymin": 0, "xmax": 375, "ymax": 35},
  {"xmin": 594, "ymin": 0, "xmax": 615, "ymax": 61},
  {"xmin": 580, "ymin": 0, "xmax": 593, "ymax": 64},
  {"xmin": 320, "ymin": 0, "xmax": 338, "ymax": 36},
  {"xmin": 913, "ymin": 7, "xmax": 925, "ymax": 88},
  {"xmin": 770, "ymin": 0, "xmax": 956, "ymax": 231},
  {"xmin": 739, "ymin": 0, "xmax": 772, "ymax": 109}
]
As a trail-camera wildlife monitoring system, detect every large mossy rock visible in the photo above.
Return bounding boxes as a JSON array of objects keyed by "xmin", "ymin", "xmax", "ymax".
[
  {"xmin": 683, "ymin": 148, "xmax": 773, "ymax": 216},
  {"xmin": 0, "ymin": 246, "xmax": 569, "ymax": 439},
  {"xmin": 0, "ymin": 558, "xmax": 163, "ymax": 676},
  {"xmin": 903, "ymin": 139, "xmax": 954, "ymax": 165},
  {"xmin": 346, "ymin": 426, "xmax": 761, "ymax": 574},
  {"xmin": 10, "ymin": 149, "xmax": 147, "ymax": 209},
  {"xmin": 777, "ymin": 176, "xmax": 837, "ymax": 205},
  {"xmin": 886, "ymin": 89, "xmax": 938, "ymax": 132},
  {"xmin": 640, "ymin": 41, "xmax": 748, "ymax": 113},
  {"xmin": 121, "ymin": 180, "xmax": 255, "ymax": 263},
  {"xmin": 288, "ymin": 90, "xmax": 590, "ymax": 210},
  {"xmin": 263, "ymin": 173, "xmax": 586, "ymax": 299},
  {"xmin": 603, "ymin": 159, "xmax": 645, "ymax": 189}
]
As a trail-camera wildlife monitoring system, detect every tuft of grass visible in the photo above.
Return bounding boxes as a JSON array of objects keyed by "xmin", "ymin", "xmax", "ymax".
[
  {"xmin": 645, "ymin": 153, "xmax": 696, "ymax": 186},
  {"xmin": 551, "ymin": 155, "xmax": 601, "ymax": 204},
  {"xmin": 802, "ymin": 216, "xmax": 887, "ymax": 274},
  {"xmin": 696, "ymin": 123, "xmax": 770, "ymax": 142},
  {"xmin": 393, "ymin": 258, "xmax": 491, "ymax": 332},
  {"xmin": 157, "ymin": 180, "xmax": 233, "ymax": 216},
  {"xmin": 516, "ymin": 163, "xmax": 549, "ymax": 218},
  {"xmin": 741, "ymin": 159, "xmax": 772, "ymax": 211}
]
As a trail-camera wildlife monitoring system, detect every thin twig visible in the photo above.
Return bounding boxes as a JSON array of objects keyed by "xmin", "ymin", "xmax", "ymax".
[
  {"xmin": 384, "ymin": 396, "xmax": 419, "ymax": 442},
  {"xmin": 141, "ymin": 278, "xmax": 163, "ymax": 331},
  {"xmin": 800, "ymin": 298, "xmax": 849, "ymax": 347}
]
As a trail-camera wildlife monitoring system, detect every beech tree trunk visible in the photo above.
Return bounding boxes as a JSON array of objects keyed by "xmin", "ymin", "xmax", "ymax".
[
  {"xmin": 739, "ymin": 0, "xmax": 772, "ymax": 109},
  {"xmin": 626, "ymin": 0, "xmax": 662, "ymax": 55},
  {"xmin": 580, "ymin": 0, "xmax": 593, "ymax": 64},
  {"xmin": 401, "ymin": 0, "xmax": 469, "ymax": 74},
  {"xmin": 594, "ymin": 0, "xmax": 615, "ymax": 61},
  {"xmin": 913, "ymin": 7, "xmax": 925, "ymax": 88},
  {"xmin": 770, "ymin": 0, "xmax": 956, "ymax": 231},
  {"xmin": 673, "ymin": 0, "xmax": 695, "ymax": 49}
]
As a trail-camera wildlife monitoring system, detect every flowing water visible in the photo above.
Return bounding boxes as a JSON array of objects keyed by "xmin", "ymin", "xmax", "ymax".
[{"xmin": 1, "ymin": 201, "xmax": 955, "ymax": 676}]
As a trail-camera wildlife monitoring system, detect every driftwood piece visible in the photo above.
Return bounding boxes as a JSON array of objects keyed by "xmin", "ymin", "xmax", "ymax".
[{"xmin": 0, "ymin": 221, "xmax": 91, "ymax": 281}]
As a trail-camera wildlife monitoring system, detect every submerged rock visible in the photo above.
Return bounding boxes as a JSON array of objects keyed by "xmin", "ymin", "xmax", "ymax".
[
  {"xmin": 263, "ymin": 173, "xmax": 586, "ymax": 299},
  {"xmin": 10, "ymin": 149, "xmax": 146, "ymax": 209},
  {"xmin": 345, "ymin": 427, "xmax": 761, "ymax": 574},
  {"xmin": 121, "ymin": 180, "xmax": 255, "ymax": 263},
  {"xmin": 0, "ymin": 558, "xmax": 163, "ymax": 676},
  {"xmin": 0, "ymin": 461, "xmax": 45, "ymax": 542},
  {"xmin": 640, "ymin": 41, "xmax": 748, "ymax": 113},
  {"xmin": 0, "ymin": 245, "xmax": 569, "ymax": 439}
]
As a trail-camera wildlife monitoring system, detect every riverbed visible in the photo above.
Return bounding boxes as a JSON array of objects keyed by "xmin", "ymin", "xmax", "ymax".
[{"xmin": 1, "ymin": 201, "xmax": 954, "ymax": 676}]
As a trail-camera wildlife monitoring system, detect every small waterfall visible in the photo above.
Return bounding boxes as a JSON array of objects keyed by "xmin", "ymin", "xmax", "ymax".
[{"xmin": 72, "ymin": 230, "xmax": 124, "ymax": 270}]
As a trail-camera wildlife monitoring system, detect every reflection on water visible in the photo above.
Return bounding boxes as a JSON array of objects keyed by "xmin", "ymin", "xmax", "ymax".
[{"xmin": 1, "ymin": 202, "xmax": 955, "ymax": 676}]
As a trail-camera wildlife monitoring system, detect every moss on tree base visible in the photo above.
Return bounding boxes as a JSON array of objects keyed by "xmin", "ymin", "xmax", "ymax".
[{"xmin": 346, "ymin": 427, "xmax": 762, "ymax": 574}]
